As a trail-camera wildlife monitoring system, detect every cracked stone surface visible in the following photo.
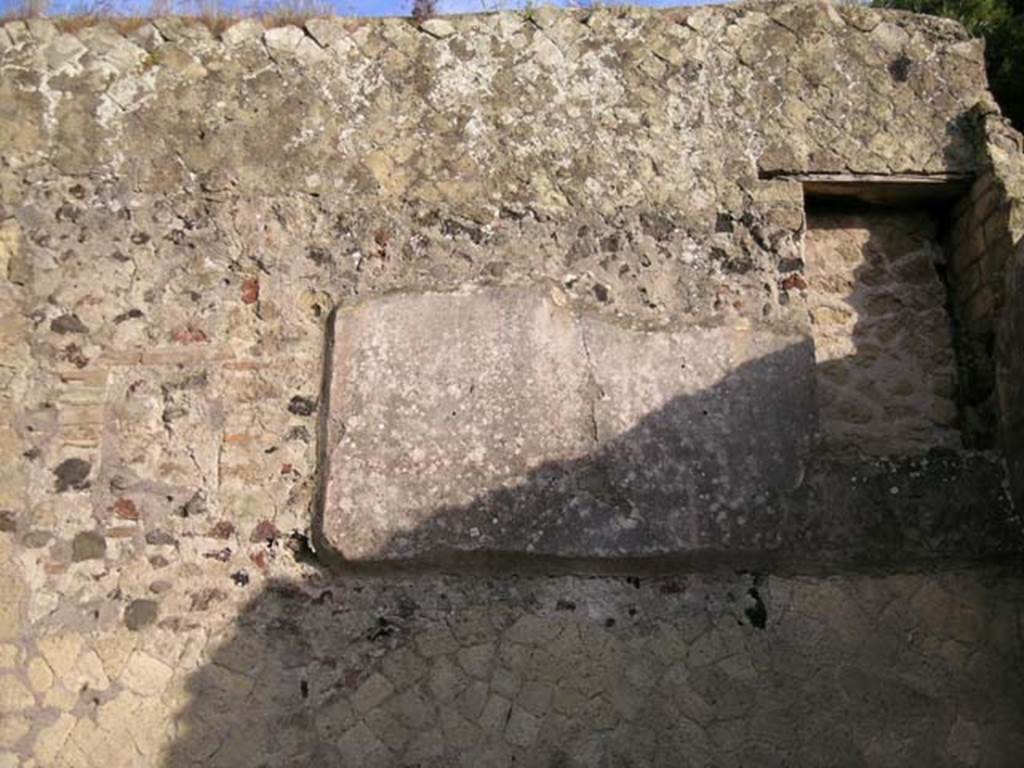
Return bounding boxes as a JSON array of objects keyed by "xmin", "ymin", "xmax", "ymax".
[
  {"xmin": 2, "ymin": 1, "xmax": 1024, "ymax": 765},
  {"xmin": 322, "ymin": 287, "xmax": 813, "ymax": 561}
]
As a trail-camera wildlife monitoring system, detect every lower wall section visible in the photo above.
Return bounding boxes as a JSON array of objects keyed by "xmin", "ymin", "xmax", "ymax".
[{"xmin": 3, "ymin": 568, "xmax": 1022, "ymax": 768}]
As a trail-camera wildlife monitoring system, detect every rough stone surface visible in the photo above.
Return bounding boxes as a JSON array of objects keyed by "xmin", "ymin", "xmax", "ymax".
[
  {"xmin": 321, "ymin": 283, "xmax": 1016, "ymax": 566},
  {"xmin": 805, "ymin": 209, "xmax": 960, "ymax": 453},
  {"xmin": 945, "ymin": 108, "xmax": 1024, "ymax": 505},
  {"xmin": 125, "ymin": 573, "xmax": 1024, "ymax": 766},
  {"xmin": 123, "ymin": 600, "xmax": 158, "ymax": 631},
  {"xmin": 70, "ymin": 531, "xmax": 106, "ymax": 562},
  {"xmin": 1, "ymin": 3, "xmax": 1023, "ymax": 766},
  {"xmin": 323, "ymin": 287, "xmax": 814, "ymax": 561}
]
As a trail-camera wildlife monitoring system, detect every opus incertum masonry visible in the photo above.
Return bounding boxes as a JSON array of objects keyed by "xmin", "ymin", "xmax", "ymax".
[{"xmin": 3, "ymin": 2, "xmax": 1024, "ymax": 765}]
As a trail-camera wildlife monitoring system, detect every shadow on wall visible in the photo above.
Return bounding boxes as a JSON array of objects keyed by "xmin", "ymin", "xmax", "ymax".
[
  {"xmin": 998, "ymin": 237, "xmax": 1024, "ymax": 505},
  {"xmin": 157, "ymin": 206, "xmax": 1021, "ymax": 767},
  {"xmin": 336, "ymin": 339, "xmax": 818, "ymax": 568},
  {"xmin": 307, "ymin": 205, "xmax": 1011, "ymax": 570}
]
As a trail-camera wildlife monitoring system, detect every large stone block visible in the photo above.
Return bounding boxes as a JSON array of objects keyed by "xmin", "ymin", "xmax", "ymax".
[{"xmin": 318, "ymin": 287, "xmax": 816, "ymax": 563}]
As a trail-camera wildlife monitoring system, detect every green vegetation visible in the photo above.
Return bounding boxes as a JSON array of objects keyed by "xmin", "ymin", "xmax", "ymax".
[{"xmin": 872, "ymin": 0, "xmax": 1024, "ymax": 128}]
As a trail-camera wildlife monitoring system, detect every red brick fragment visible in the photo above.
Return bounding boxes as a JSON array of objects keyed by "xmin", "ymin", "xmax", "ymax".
[
  {"xmin": 781, "ymin": 273, "xmax": 807, "ymax": 292},
  {"xmin": 209, "ymin": 520, "xmax": 236, "ymax": 539},
  {"xmin": 250, "ymin": 520, "xmax": 279, "ymax": 543},
  {"xmin": 171, "ymin": 326, "xmax": 208, "ymax": 344},
  {"xmin": 111, "ymin": 497, "xmax": 139, "ymax": 521},
  {"xmin": 250, "ymin": 549, "xmax": 268, "ymax": 570},
  {"xmin": 241, "ymin": 277, "xmax": 260, "ymax": 305}
]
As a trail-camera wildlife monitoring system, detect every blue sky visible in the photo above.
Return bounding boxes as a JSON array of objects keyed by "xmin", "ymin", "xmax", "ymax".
[{"xmin": 3, "ymin": 0, "xmax": 729, "ymax": 20}]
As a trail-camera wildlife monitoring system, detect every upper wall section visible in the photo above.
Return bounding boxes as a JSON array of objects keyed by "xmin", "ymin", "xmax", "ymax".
[{"xmin": 0, "ymin": 0, "xmax": 989, "ymax": 213}]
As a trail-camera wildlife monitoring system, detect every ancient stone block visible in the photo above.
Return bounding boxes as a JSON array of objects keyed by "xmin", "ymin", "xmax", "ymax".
[
  {"xmin": 2, "ymin": 4, "xmax": 1024, "ymax": 764},
  {"xmin": 320, "ymin": 287, "xmax": 815, "ymax": 563}
]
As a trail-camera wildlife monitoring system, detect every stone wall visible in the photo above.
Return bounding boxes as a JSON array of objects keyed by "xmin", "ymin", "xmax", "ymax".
[
  {"xmin": 2, "ymin": 2, "xmax": 1024, "ymax": 766},
  {"xmin": 804, "ymin": 209, "xmax": 960, "ymax": 454},
  {"xmin": 947, "ymin": 112, "xmax": 1021, "ymax": 443},
  {"xmin": 946, "ymin": 106, "xmax": 1024, "ymax": 504}
]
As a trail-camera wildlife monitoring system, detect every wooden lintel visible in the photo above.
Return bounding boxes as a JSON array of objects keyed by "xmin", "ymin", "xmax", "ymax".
[{"xmin": 784, "ymin": 173, "xmax": 973, "ymax": 207}]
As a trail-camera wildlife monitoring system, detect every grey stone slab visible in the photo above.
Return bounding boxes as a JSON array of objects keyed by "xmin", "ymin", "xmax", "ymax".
[
  {"xmin": 319, "ymin": 287, "xmax": 816, "ymax": 562},
  {"xmin": 581, "ymin": 316, "xmax": 814, "ymax": 528},
  {"xmin": 321, "ymin": 287, "xmax": 596, "ymax": 561}
]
